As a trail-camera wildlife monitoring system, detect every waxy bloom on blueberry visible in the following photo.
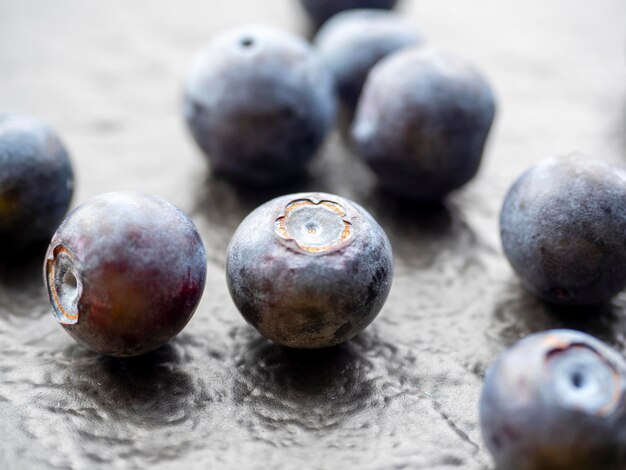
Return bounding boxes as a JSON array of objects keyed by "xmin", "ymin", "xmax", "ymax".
[
  {"xmin": 352, "ymin": 46, "xmax": 496, "ymax": 200},
  {"xmin": 184, "ymin": 26, "xmax": 336, "ymax": 186},
  {"xmin": 226, "ymin": 192, "xmax": 393, "ymax": 348},
  {"xmin": 44, "ymin": 192, "xmax": 207, "ymax": 357},
  {"xmin": 300, "ymin": 0, "xmax": 399, "ymax": 28},
  {"xmin": 315, "ymin": 9, "xmax": 424, "ymax": 110},
  {"xmin": 500, "ymin": 155, "xmax": 626, "ymax": 306},
  {"xmin": 0, "ymin": 113, "xmax": 73, "ymax": 247},
  {"xmin": 480, "ymin": 330, "xmax": 626, "ymax": 470}
]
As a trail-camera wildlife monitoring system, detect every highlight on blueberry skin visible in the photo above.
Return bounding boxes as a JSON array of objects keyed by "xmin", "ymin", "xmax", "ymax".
[
  {"xmin": 184, "ymin": 26, "xmax": 336, "ymax": 186},
  {"xmin": 480, "ymin": 329, "xmax": 626, "ymax": 470},
  {"xmin": 500, "ymin": 155, "xmax": 626, "ymax": 306},
  {"xmin": 0, "ymin": 113, "xmax": 74, "ymax": 248},
  {"xmin": 352, "ymin": 46, "xmax": 496, "ymax": 201},
  {"xmin": 314, "ymin": 9, "xmax": 424, "ymax": 111},
  {"xmin": 44, "ymin": 192, "xmax": 207, "ymax": 357},
  {"xmin": 300, "ymin": 0, "xmax": 399, "ymax": 28},
  {"xmin": 226, "ymin": 192, "xmax": 393, "ymax": 348}
]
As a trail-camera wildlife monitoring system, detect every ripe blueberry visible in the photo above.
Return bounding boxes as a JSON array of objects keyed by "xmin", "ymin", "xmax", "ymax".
[
  {"xmin": 0, "ymin": 113, "xmax": 73, "ymax": 248},
  {"xmin": 500, "ymin": 155, "xmax": 626, "ymax": 306},
  {"xmin": 300, "ymin": 0, "xmax": 399, "ymax": 28},
  {"xmin": 44, "ymin": 192, "xmax": 207, "ymax": 357},
  {"xmin": 184, "ymin": 26, "xmax": 336, "ymax": 186},
  {"xmin": 480, "ymin": 329, "xmax": 626, "ymax": 469},
  {"xmin": 226, "ymin": 192, "xmax": 393, "ymax": 348},
  {"xmin": 352, "ymin": 46, "xmax": 496, "ymax": 200},
  {"xmin": 315, "ymin": 9, "xmax": 424, "ymax": 111}
]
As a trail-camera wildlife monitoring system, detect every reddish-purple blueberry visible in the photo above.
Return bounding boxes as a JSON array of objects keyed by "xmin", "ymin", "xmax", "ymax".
[{"xmin": 44, "ymin": 192, "xmax": 207, "ymax": 357}]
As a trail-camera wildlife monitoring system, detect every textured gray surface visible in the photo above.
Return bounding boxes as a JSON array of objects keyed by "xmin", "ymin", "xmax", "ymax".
[{"xmin": 0, "ymin": 1, "xmax": 624, "ymax": 469}]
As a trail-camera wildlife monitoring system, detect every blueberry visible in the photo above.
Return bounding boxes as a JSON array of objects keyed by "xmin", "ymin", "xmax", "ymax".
[
  {"xmin": 226, "ymin": 192, "xmax": 393, "ymax": 348},
  {"xmin": 0, "ymin": 113, "xmax": 74, "ymax": 248},
  {"xmin": 314, "ymin": 9, "xmax": 424, "ymax": 111},
  {"xmin": 352, "ymin": 47, "xmax": 496, "ymax": 200},
  {"xmin": 500, "ymin": 156, "xmax": 626, "ymax": 306},
  {"xmin": 184, "ymin": 26, "xmax": 336, "ymax": 186},
  {"xmin": 480, "ymin": 329, "xmax": 626, "ymax": 469},
  {"xmin": 44, "ymin": 192, "xmax": 207, "ymax": 357},
  {"xmin": 300, "ymin": 0, "xmax": 399, "ymax": 28}
]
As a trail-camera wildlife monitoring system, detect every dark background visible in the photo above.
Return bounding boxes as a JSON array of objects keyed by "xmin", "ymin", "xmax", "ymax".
[{"xmin": 0, "ymin": 1, "xmax": 625, "ymax": 468}]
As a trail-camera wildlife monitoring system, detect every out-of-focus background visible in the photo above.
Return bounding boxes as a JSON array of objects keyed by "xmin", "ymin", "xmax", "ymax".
[{"xmin": 0, "ymin": 1, "xmax": 624, "ymax": 468}]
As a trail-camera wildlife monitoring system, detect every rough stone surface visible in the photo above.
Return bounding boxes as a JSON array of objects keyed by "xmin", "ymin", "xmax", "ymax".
[{"xmin": 0, "ymin": 1, "xmax": 624, "ymax": 469}]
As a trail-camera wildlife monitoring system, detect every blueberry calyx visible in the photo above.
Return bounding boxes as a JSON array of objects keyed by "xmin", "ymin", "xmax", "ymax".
[
  {"xmin": 46, "ymin": 245, "xmax": 82, "ymax": 325},
  {"xmin": 546, "ymin": 343, "xmax": 621, "ymax": 417},
  {"xmin": 239, "ymin": 36, "xmax": 255, "ymax": 48},
  {"xmin": 274, "ymin": 198, "xmax": 352, "ymax": 254}
]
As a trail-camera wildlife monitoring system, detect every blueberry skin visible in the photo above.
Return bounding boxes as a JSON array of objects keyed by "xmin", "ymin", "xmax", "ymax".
[
  {"xmin": 314, "ymin": 9, "xmax": 424, "ymax": 110},
  {"xmin": 500, "ymin": 156, "xmax": 626, "ymax": 306},
  {"xmin": 480, "ymin": 330, "xmax": 626, "ymax": 470},
  {"xmin": 184, "ymin": 26, "xmax": 336, "ymax": 186},
  {"xmin": 300, "ymin": 0, "xmax": 399, "ymax": 28},
  {"xmin": 226, "ymin": 192, "xmax": 393, "ymax": 348},
  {"xmin": 44, "ymin": 192, "xmax": 207, "ymax": 357},
  {"xmin": 352, "ymin": 47, "xmax": 496, "ymax": 201},
  {"xmin": 0, "ymin": 113, "xmax": 73, "ymax": 247}
]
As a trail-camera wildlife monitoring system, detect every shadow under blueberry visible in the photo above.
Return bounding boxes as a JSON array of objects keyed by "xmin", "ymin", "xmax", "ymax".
[
  {"xmin": 336, "ymin": 102, "xmax": 358, "ymax": 141},
  {"xmin": 0, "ymin": 240, "xmax": 49, "ymax": 318},
  {"xmin": 362, "ymin": 188, "xmax": 478, "ymax": 269},
  {"xmin": 66, "ymin": 342, "xmax": 199, "ymax": 428},
  {"xmin": 232, "ymin": 331, "xmax": 376, "ymax": 431},
  {"xmin": 491, "ymin": 281, "xmax": 624, "ymax": 350},
  {"xmin": 303, "ymin": 22, "xmax": 321, "ymax": 42},
  {"xmin": 191, "ymin": 161, "xmax": 344, "ymax": 264},
  {"xmin": 194, "ymin": 170, "xmax": 318, "ymax": 230},
  {"xmin": 0, "ymin": 239, "xmax": 48, "ymax": 286}
]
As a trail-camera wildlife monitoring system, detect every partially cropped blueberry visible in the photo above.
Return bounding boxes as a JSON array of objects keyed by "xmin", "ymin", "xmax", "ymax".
[
  {"xmin": 226, "ymin": 192, "xmax": 393, "ymax": 348},
  {"xmin": 352, "ymin": 47, "xmax": 496, "ymax": 200},
  {"xmin": 0, "ymin": 113, "xmax": 73, "ymax": 248},
  {"xmin": 184, "ymin": 26, "xmax": 336, "ymax": 186},
  {"xmin": 500, "ymin": 156, "xmax": 626, "ymax": 306},
  {"xmin": 44, "ymin": 192, "xmax": 207, "ymax": 357},
  {"xmin": 300, "ymin": 0, "xmax": 399, "ymax": 28},
  {"xmin": 314, "ymin": 9, "xmax": 424, "ymax": 110},
  {"xmin": 480, "ymin": 330, "xmax": 626, "ymax": 469}
]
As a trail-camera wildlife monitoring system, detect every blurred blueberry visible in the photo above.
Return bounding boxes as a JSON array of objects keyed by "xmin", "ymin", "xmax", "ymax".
[
  {"xmin": 0, "ymin": 113, "xmax": 73, "ymax": 249},
  {"xmin": 501, "ymin": 155, "xmax": 626, "ymax": 306},
  {"xmin": 300, "ymin": 0, "xmax": 399, "ymax": 28},
  {"xmin": 226, "ymin": 192, "xmax": 393, "ymax": 348},
  {"xmin": 352, "ymin": 46, "xmax": 496, "ymax": 201},
  {"xmin": 45, "ymin": 192, "xmax": 207, "ymax": 357},
  {"xmin": 480, "ymin": 329, "xmax": 626, "ymax": 469},
  {"xmin": 184, "ymin": 26, "xmax": 336, "ymax": 186},
  {"xmin": 314, "ymin": 9, "xmax": 424, "ymax": 111}
]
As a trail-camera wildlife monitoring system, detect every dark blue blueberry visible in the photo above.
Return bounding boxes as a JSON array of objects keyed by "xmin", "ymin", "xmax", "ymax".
[
  {"xmin": 314, "ymin": 9, "xmax": 424, "ymax": 111},
  {"xmin": 44, "ymin": 192, "xmax": 207, "ymax": 357},
  {"xmin": 300, "ymin": 0, "xmax": 399, "ymax": 28},
  {"xmin": 0, "ymin": 113, "xmax": 74, "ymax": 248},
  {"xmin": 226, "ymin": 192, "xmax": 393, "ymax": 348},
  {"xmin": 480, "ymin": 329, "xmax": 626, "ymax": 469},
  {"xmin": 184, "ymin": 26, "xmax": 336, "ymax": 186},
  {"xmin": 352, "ymin": 46, "xmax": 496, "ymax": 201},
  {"xmin": 500, "ymin": 156, "xmax": 626, "ymax": 306}
]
